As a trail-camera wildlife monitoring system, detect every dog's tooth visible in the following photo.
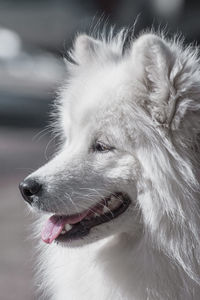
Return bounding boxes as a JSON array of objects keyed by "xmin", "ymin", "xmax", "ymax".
[
  {"xmin": 61, "ymin": 230, "xmax": 66, "ymax": 235},
  {"xmin": 108, "ymin": 197, "xmax": 120, "ymax": 210},
  {"xmin": 103, "ymin": 206, "xmax": 110, "ymax": 214},
  {"xmin": 94, "ymin": 213, "xmax": 100, "ymax": 218},
  {"xmin": 65, "ymin": 224, "xmax": 72, "ymax": 231}
]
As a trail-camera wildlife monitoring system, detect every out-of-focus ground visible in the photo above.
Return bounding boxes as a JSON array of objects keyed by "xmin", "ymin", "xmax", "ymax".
[{"xmin": 0, "ymin": 127, "xmax": 50, "ymax": 300}]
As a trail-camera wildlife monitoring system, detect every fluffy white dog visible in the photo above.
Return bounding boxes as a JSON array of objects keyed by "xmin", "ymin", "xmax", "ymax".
[{"xmin": 19, "ymin": 30, "xmax": 200, "ymax": 299}]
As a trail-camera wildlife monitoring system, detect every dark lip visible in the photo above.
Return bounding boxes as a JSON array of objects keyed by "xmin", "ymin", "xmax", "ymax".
[{"xmin": 55, "ymin": 193, "xmax": 131, "ymax": 243}]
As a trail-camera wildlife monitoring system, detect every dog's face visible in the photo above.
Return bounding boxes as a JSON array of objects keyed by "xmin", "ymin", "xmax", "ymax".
[
  {"xmin": 19, "ymin": 32, "xmax": 200, "ymax": 250},
  {"xmin": 21, "ymin": 56, "xmax": 142, "ymax": 246}
]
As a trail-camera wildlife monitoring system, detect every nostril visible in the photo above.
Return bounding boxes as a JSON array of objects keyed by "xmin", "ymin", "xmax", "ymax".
[
  {"xmin": 23, "ymin": 187, "xmax": 34, "ymax": 197},
  {"xmin": 28, "ymin": 181, "xmax": 41, "ymax": 195},
  {"xmin": 19, "ymin": 178, "xmax": 42, "ymax": 204}
]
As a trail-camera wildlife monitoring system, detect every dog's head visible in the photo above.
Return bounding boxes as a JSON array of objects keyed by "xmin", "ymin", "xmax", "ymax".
[{"xmin": 19, "ymin": 31, "xmax": 200, "ymax": 279}]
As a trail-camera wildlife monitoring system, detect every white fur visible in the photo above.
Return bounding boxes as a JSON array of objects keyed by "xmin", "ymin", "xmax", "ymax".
[{"xmin": 27, "ymin": 29, "xmax": 200, "ymax": 299}]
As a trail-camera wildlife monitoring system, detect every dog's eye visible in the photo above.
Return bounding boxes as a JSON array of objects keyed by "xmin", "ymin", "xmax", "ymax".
[{"xmin": 92, "ymin": 141, "xmax": 113, "ymax": 153}]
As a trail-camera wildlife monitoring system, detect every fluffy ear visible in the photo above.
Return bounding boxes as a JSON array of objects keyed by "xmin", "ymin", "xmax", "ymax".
[
  {"xmin": 132, "ymin": 33, "xmax": 200, "ymax": 129},
  {"xmin": 132, "ymin": 34, "xmax": 175, "ymax": 126},
  {"xmin": 71, "ymin": 34, "xmax": 101, "ymax": 65}
]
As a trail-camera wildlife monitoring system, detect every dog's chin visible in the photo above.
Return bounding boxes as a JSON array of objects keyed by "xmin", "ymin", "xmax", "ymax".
[{"xmin": 39, "ymin": 193, "xmax": 132, "ymax": 248}]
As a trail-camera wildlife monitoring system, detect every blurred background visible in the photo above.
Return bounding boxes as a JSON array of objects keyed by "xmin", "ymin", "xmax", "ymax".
[{"xmin": 1, "ymin": 0, "xmax": 200, "ymax": 299}]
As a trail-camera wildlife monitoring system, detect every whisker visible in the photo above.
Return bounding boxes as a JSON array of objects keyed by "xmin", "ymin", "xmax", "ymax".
[
  {"xmin": 71, "ymin": 191, "xmax": 115, "ymax": 217},
  {"xmin": 64, "ymin": 192, "xmax": 80, "ymax": 215},
  {"xmin": 44, "ymin": 135, "xmax": 58, "ymax": 161},
  {"xmin": 32, "ymin": 127, "xmax": 51, "ymax": 142}
]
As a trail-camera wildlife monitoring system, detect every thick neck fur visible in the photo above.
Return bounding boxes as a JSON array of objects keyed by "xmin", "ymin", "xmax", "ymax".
[
  {"xmin": 38, "ymin": 228, "xmax": 200, "ymax": 300},
  {"xmin": 96, "ymin": 233, "xmax": 199, "ymax": 300},
  {"xmin": 136, "ymin": 131, "xmax": 200, "ymax": 295}
]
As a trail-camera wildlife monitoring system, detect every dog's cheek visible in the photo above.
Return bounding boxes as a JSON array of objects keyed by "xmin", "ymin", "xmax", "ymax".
[{"xmin": 104, "ymin": 155, "xmax": 139, "ymax": 183}]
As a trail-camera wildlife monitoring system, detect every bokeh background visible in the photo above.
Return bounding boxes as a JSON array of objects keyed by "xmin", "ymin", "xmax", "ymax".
[{"xmin": 1, "ymin": 0, "xmax": 200, "ymax": 299}]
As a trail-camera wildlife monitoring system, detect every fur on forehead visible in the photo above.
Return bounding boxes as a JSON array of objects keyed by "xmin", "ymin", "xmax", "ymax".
[{"xmin": 60, "ymin": 29, "xmax": 200, "ymax": 144}]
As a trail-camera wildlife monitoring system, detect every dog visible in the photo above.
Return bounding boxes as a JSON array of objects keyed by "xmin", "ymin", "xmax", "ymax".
[{"xmin": 19, "ymin": 29, "xmax": 200, "ymax": 299}]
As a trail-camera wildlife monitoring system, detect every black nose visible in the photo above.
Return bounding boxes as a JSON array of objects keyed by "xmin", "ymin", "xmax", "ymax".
[{"xmin": 19, "ymin": 178, "xmax": 42, "ymax": 205}]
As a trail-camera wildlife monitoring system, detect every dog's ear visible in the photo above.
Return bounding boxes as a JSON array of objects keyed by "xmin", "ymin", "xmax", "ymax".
[
  {"xmin": 132, "ymin": 33, "xmax": 200, "ymax": 129},
  {"xmin": 71, "ymin": 34, "xmax": 101, "ymax": 65}
]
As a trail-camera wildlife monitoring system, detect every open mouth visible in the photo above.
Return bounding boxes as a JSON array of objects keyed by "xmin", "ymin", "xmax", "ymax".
[{"xmin": 41, "ymin": 192, "xmax": 131, "ymax": 244}]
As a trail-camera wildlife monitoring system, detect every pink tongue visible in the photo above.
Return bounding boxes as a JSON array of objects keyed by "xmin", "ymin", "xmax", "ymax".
[
  {"xmin": 41, "ymin": 215, "xmax": 66, "ymax": 244},
  {"xmin": 41, "ymin": 211, "xmax": 89, "ymax": 244}
]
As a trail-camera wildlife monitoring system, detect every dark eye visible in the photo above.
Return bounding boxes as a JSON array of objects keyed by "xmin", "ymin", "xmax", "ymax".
[{"xmin": 92, "ymin": 141, "xmax": 113, "ymax": 153}]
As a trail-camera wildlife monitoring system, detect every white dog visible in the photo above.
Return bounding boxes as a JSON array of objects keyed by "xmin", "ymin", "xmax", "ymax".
[{"xmin": 19, "ymin": 29, "xmax": 200, "ymax": 299}]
